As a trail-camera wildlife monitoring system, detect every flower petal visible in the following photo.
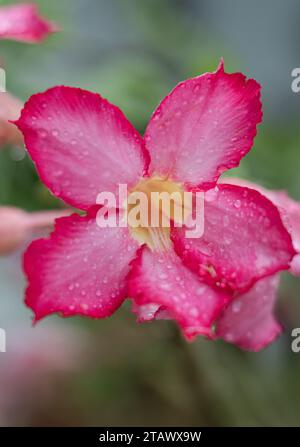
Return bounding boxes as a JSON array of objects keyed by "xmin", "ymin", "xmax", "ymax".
[
  {"xmin": 220, "ymin": 177, "xmax": 300, "ymax": 276},
  {"xmin": 14, "ymin": 86, "xmax": 149, "ymax": 210},
  {"xmin": 24, "ymin": 212, "xmax": 139, "ymax": 321},
  {"xmin": 0, "ymin": 3, "xmax": 58, "ymax": 43},
  {"xmin": 127, "ymin": 246, "xmax": 230, "ymax": 340},
  {"xmin": 254, "ymin": 191, "xmax": 300, "ymax": 276},
  {"xmin": 144, "ymin": 61, "xmax": 262, "ymax": 189},
  {"xmin": 216, "ymin": 275, "xmax": 282, "ymax": 351},
  {"xmin": 172, "ymin": 184, "xmax": 295, "ymax": 293}
]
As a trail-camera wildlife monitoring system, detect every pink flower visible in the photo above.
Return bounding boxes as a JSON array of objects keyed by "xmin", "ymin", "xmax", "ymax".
[
  {"xmin": 14, "ymin": 61, "xmax": 296, "ymax": 351},
  {"xmin": 0, "ymin": 3, "xmax": 58, "ymax": 43}
]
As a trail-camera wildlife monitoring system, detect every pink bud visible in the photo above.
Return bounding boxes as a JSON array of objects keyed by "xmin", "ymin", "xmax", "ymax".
[
  {"xmin": 0, "ymin": 207, "xmax": 29, "ymax": 254},
  {"xmin": 0, "ymin": 207, "xmax": 71, "ymax": 254},
  {"xmin": 0, "ymin": 92, "xmax": 23, "ymax": 147}
]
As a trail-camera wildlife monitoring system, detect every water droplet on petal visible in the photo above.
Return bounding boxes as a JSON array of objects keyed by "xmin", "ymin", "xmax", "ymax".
[
  {"xmin": 223, "ymin": 215, "xmax": 230, "ymax": 226},
  {"xmin": 232, "ymin": 300, "xmax": 242, "ymax": 313},
  {"xmin": 189, "ymin": 307, "xmax": 199, "ymax": 317},
  {"xmin": 158, "ymin": 272, "xmax": 168, "ymax": 280},
  {"xmin": 39, "ymin": 129, "xmax": 48, "ymax": 138},
  {"xmin": 159, "ymin": 283, "xmax": 171, "ymax": 291}
]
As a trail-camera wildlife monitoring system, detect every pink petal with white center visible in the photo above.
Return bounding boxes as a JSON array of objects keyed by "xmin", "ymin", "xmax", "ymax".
[
  {"xmin": 14, "ymin": 86, "xmax": 149, "ymax": 210},
  {"xmin": 172, "ymin": 184, "xmax": 295, "ymax": 293},
  {"xmin": 144, "ymin": 61, "xmax": 262, "ymax": 189},
  {"xmin": 220, "ymin": 177, "xmax": 300, "ymax": 276},
  {"xmin": 216, "ymin": 275, "xmax": 282, "ymax": 351},
  {"xmin": 24, "ymin": 212, "xmax": 139, "ymax": 321},
  {"xmin": 0, "ymin": 3, "xmax": 58, "ymax": 43},
  {"xmin": 128, "ymin": 246, "xmax": 230, "ymax": 340}
]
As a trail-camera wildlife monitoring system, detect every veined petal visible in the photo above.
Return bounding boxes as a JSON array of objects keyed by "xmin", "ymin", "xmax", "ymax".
[
  {"xmin": 0, "ymin": 3, "xmax": 58, "ymax": 43},
  {"xmin": 128, "ymin": 246, "xmax": 230, "ymax": 340},
  {"xmin": 24, "ymin": 212, "xmax": 139, "ymax": 321},
  {"xmin": 14, "ymin": 86, "xmax": 149, "ymax": 210},
  {"xmin": 145, "ymin": 61, "xmax": 262, "ymax": 189},
  {"xmin": 172, "ymin": 184, "xmax": 295, "ymax": 293},
  {"xmin": 216, "ymin": 275, "xmax": 282, "ymax": 351}
]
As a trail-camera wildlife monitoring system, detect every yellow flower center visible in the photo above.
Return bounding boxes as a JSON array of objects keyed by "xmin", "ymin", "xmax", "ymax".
[{"xmin": 126, "ymin": 176, "xmax": 186, "ymax": 251}]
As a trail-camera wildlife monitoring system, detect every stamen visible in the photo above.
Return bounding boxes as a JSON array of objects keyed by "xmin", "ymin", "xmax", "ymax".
[{"xmin": 127, "ymin": 176, "xmax": 185, "ymax": 251}]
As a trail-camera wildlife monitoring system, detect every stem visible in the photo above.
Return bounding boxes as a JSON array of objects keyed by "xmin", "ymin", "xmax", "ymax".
[{"xmin": 170, "ymin": 325, "xmax": 220, "ymax": 426}]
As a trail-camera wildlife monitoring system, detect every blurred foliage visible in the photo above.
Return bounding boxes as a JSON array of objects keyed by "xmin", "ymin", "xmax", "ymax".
[{"xmin": 0, "ymin": 0, "xmax": 300, "ymax": 427}]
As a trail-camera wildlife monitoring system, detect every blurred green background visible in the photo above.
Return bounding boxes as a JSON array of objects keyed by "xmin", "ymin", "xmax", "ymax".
[{"xmin": 0, "ymin": 0, "xmax": 300, "ymax": 426}]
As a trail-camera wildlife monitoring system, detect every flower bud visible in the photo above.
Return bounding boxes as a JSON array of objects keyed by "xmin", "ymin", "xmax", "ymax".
[
  {"xmin": 0, "ymin": 92, "xmax": 23, "ymax": 147},
  {"xmin": 0, "ymin": 207, "xmax": 71, "ymax": 255}
]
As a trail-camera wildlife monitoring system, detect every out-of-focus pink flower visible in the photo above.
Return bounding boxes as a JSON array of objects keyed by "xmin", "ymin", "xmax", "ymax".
[
  {"xmin": 0, "ymin": 207, "xmax": 71, "ymax": 254},
  {"xmin": 0, "ymin": 3, "xmax": 58, "ymax": 43},
  {"xmin": 0, "ymin": 324, "xmax": 88, "ymax": 426},
  {"xmin": 0, "ymin": 92, "xmax": 23, "ymax": 147},
  {"xmin": 13, "ymin": 61, "xmax": 295, "ymax": 351}
]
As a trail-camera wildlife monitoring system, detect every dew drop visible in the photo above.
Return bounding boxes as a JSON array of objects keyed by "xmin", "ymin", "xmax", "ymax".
[
  {"xmin": 39, "ymin": 129, "xmax": 48, "ymax": 138},
  {"xmin": 159, "ymin": 283, "xmax": 171, "ymax": 291},
  {"xmin": 232, "ymin": 300, "xmax": 242, "ymax": 313},
  {"xmin": 225, "ymin": 333, "xmax": 234, "ymax": 342},
  {"xmin": 205, "ymin": 189, "xmax": 218, "ymax": 202},
  {"xmin": 223, "ymin": 215, "xmax": 230, "ymax": 226},
  {"xmin": 190, "ymin": 307, "xmax": 199, "ymax": 317},
  {"xmin": 158, "ymin": 272, "xmax": 168, "ymax": 280}
]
